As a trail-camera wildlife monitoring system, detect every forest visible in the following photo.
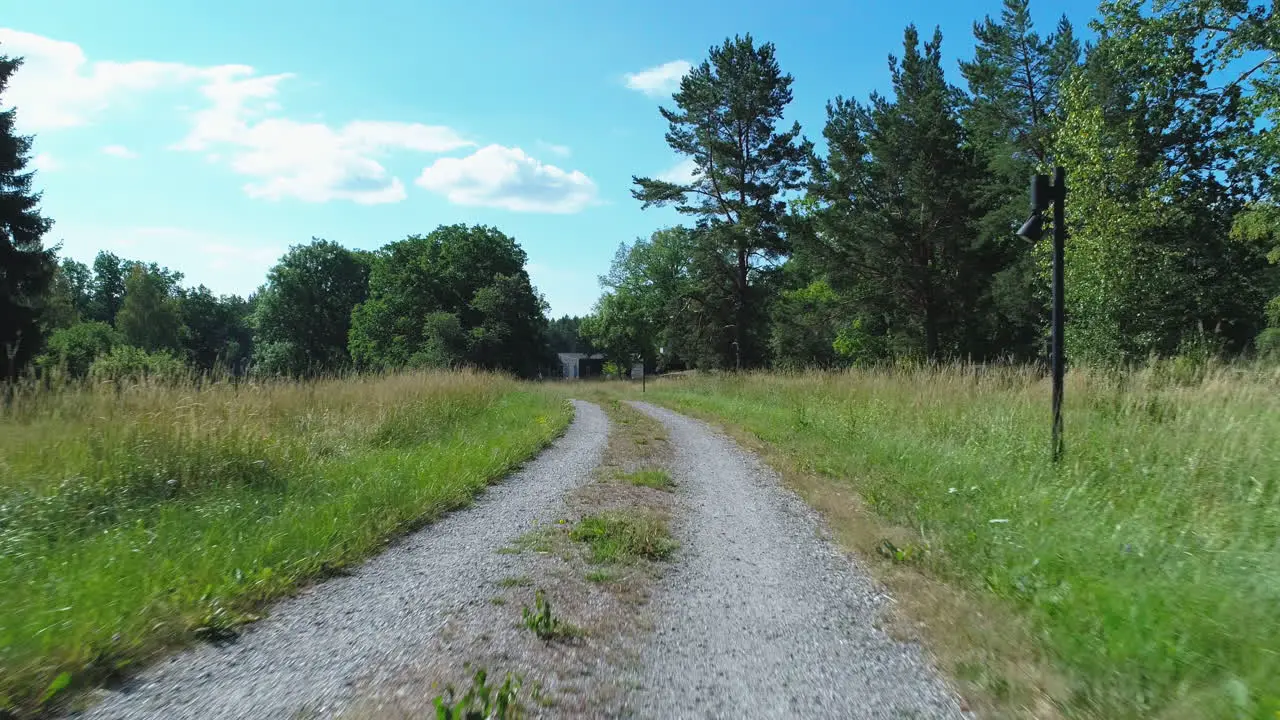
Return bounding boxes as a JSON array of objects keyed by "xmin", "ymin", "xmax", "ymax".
[{"xmin": 3, "ymin": 0, "xmax": 1280, "ymax": 383}]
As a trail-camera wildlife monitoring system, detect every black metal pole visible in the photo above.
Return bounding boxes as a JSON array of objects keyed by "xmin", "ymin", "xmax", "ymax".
[{"xmin": 1051, "ymin": 166, "xmax": 1066, "ymax": 463}]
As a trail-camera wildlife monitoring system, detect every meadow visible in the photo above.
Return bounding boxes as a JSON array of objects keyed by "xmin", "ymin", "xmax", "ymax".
[
  {"xmin": 634, "ymin": 364, "xmax": 1280, "ymax": 719},
  {"xmin": 0, "ymin": 371, "xmax": 570, "ymax": 714}
]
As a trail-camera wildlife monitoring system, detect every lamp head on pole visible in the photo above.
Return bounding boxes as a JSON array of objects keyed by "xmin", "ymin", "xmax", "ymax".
[
  {"xmin": 1018, "ymin": 173, "xmax": 1053, "ymax": 243},
  {"xmin": 1017, "ymin": 212, "xmax": 1044, "ymax": 243}
]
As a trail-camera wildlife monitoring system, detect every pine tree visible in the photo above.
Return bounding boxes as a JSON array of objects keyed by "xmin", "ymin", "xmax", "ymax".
[
  {"xmin": 632, "ymin": 34, "xmax": 811, "ymax": 369},
  {"xmin": 960, "ymin": 0, "xmax": 1079, "ymax": 359},
  {"xmin": 810, "ymin": 26, "xmax": 991, "ymax": 360},
  {"xmin": 0, "ymin": 52, "xmax": 55, "ymax": 378}
]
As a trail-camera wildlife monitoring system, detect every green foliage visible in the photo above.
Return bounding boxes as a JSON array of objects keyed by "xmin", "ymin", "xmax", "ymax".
[
  {"xmin": 832, "ymin": 317, "xmax": 890, "ymax": 365},
  {"xmin": 568, "ymin": 511, "xmax": 677, "ymax": 564},
  {"xmin": 545, "ymin": 315, "xmax": 593, "ymax": 354},
  {"xmin": 410, "ymin": 311, "xmax": 466, "ymax": 369},
  {"xmin": 810, "ymin": 26, "xmax": 994, "ymax": 361},
  {"xmin": 632, "ymin": 35, "xmax": 811, "ymax": 368},
  {"xmin": 252, "ymin": 238, "xmax": 369, "ymax": 376},
  {"xmin": 432, "ymin": 668, "xmax": 524, "ymax": 720},
  {"xmin": 520, "ymin": 589, "xmax": 578, "ymax": 641},
  {"xmin": 349, "ymin": 225, "xmax": 549, "ymax": 377},
  {"xmin": 116, "ymin": 265, "xmax": 183, "ymax": 353},
  {"xmin": 959, "ymin": 0, "xmax": 1080, "ymax": 360},
  {"xmin": 467, "ymin": 272, "xmax": 551, "ymax": 377},
  {"xmin": 0, "ymin": 53, "xmax": 56, "ymax": 379},
  {"xmin": 40, "ymin": 260, "xmax": 92, "ymax": 332},
  {"xmin": 88, "ymin": 345, "xmax": 188, "ymax": 384},
  {"xmin": 178, "ymin": 286, "xmax": 252, "ymax": 372},
  {"xmin": 1256, "ymin": 328, "xmax": 1280, "ymax": 360},
  {"xmin": 88, "ymin": 251, "xmax": 127, "ymax": 325},
  {"xmin": 37, "ymin": 321, "xmax": 122, "ymax": 377},
  {"xmin": 769, "ymin": 280, "xmax": 843, "ymax": 368},
  {"xmin": 1052, "ymin": 0, "xmax": 1273, "ymax": 364}
]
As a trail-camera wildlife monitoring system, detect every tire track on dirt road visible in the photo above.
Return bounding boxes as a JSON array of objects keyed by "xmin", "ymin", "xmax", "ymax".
[
  {"xmin": 73, "ymin": 400, "xmax": 607, "ymax": 720},
  {"xmin": 624, "ymin": 401, "xmax": 969, "ymax": 719}
]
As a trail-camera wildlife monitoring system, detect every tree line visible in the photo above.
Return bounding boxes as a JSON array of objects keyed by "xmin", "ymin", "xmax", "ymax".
[
  {"xmin": 2, "ymin": 47, "xmax": 597, "ymax": 381},
  {"xmin": 583, "ymin": 0, "xmax": 1280, "ymax": 371},
  {"xmin": 5, "ymin": 0, "xmax": 1278, "ymax": 381}
]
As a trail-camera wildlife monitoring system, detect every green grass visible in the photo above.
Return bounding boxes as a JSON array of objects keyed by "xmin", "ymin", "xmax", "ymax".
[
  {"xmin": 0, "ymin": 371, "xmax": 571, "ymax": 715},
  {"xmin": 568, "ymin": 510, "xmax": 677, "ymax": 564},
  {"xmin": 618, "ymin": 468, "xmax": 675, "ymax": 491},
  {"xmin": 639, "ymin": 366, "xmax": 1280, "ymax": 719}
]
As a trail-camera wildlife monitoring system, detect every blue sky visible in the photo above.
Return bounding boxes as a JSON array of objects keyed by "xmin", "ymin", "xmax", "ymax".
[{"xmin": 5, "ymin": 0, "xmax": 1099, "ymax": 318}]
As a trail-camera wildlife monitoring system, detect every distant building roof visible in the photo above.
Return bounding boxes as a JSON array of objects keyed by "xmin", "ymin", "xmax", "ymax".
[{"xmin": 557, "ymin": 352, "xmax": 604, "ymax": 362}]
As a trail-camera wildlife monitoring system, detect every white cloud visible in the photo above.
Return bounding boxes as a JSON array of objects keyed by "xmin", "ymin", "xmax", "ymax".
[
  {"xmin": 624, "ymin": 60, "xmax": 692, "ymax": 97},
  {"xmin": 415, "ymin": 144, "xmax": 598, "ymax": 214},
  {"xmin": 657, "ymin": 158, "xmax": 699, "ymax": 184},
  {"xmin": 536, "ymin": 140, "xmax": 571, "ymax": 157},
  {"xmin": 2, "ymin": 28, "xmax": 475, "ymax": 205},
  {"xmin": 0, "ymin": 27, "xmax": 238, "ymax": 131},
  {"xmin": 31, "ymin": 152, "xmax": 61, "ymax": 171},
  {"xmin": 173, "ymin": 67, "xmax": 474, "ymax": 205},
  {"xmin": 102, "ymin": 144, "xmax": 138, "ymax": 158}
]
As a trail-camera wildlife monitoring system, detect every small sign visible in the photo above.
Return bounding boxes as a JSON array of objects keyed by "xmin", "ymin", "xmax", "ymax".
[{"xmin": 631, "ymin": 364, "xmax": 644, "ymax": 378}]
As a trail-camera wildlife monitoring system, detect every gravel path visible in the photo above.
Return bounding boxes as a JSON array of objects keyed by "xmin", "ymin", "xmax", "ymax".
[
  {"xmin": 624, "ymin": 402, "xmax": 969, "ymax": 720},
  {"xmin": 76, "ymin": 400, "xmax": 608, "ymax": 720}
]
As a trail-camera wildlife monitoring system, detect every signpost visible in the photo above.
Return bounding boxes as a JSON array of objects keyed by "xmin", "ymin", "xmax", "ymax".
[{"xmin": 632, "ymin": 363, "xmax": 645, "ymax": 393}]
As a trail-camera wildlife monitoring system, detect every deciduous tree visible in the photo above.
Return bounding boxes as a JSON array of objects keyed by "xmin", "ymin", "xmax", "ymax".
[{"xmin": 252, "ymin": 239, "xmax": 369, "ymax": 375}]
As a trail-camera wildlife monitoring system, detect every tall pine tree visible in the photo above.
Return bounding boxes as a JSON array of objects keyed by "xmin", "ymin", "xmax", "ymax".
[
  {"xmin": 810, "ymin": 26, "xmax": 991, "ymax": 360},
  {"xmin": 632, "ymin": 35, "xmax": 811, "ymax": 369},
  {"xmin": 0, "ymin": 52, "xmax": 55, "ymax": 379},
  {"xmin": 961, "ymin": 0, "xmax": 1079, "ymax": 359}
]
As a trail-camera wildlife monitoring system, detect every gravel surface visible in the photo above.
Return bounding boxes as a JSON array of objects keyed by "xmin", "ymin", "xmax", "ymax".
[
  {"xmin": 624, "ymin": 402, "xmax": 969, "ymax": 720},
  {"xmin": 75, "ymin": 400, "xmax": 608, "ymax": 720}
]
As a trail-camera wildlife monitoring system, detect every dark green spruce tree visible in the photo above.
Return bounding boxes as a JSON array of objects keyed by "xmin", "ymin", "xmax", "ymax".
[
  {"xmin": 632, "ymin": 34, "xmax": 811, "ymax": 369},
  {"xmin": 0, "ymin": 51, "xmax": 55, "ymax": 379}
]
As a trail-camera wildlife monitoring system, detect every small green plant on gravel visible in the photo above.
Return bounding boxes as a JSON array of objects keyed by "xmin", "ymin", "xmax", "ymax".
[
  {"xmin": 432, "ymin": 667, "xmax": 524, "ymax": 719},
  {"xmin": 619, "ymin": 468, "xmax": 674, "ymax": 491},
  {"xmin": 496, "ymin": 575, "xmax": 532, "ymax": 588},
  {"xmin": 520, "ymin": 589, "xmax": 578, "ymax": 641},
  {"xmin": 500, "ymin": 526, "xmax": 560, "ymax": 555},
  {"xmin": 584, "ymin": 569, "xmax": 614, "ymax": 583},
  {"xmin": 569, "ymin": 510, "xmax": 677, "ymax": 564}
]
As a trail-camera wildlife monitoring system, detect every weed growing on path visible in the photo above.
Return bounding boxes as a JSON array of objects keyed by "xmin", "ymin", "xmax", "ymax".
[
  {"xmin": 520, "ymin": 590, "xmax": 579, "ymax": 641},
  {"xmin": 569, "ymin": 511, "xmax": 677, "ymax": 564},
  {"xmin": 431, "ymin": 667, "xmax": 524, "ymax": 719},
  {"xmin": 619, "ymin": 468, "xmax": 675, "ymax": 491}
]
